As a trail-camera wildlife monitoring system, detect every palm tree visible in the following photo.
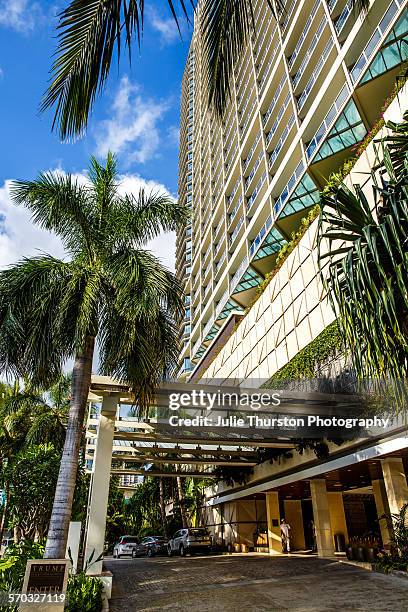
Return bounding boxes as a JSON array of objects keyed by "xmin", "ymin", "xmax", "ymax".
[
  {"xmin": 318, "ymin": 112, "xmax": 408, "ymax": 381},
  {"xmin": 176, "ymin": 469, "xmax": 189, "ymax": 528},
  {"xmin": 42, "ymin": 0, "xmax": 368, "ymax": 141},
  {"xmin": 0, "ymin": 153, "xmax": 188, "ymax": 558},
  {"xmin": 0, "ymin": 376, "xmax": 71, "ymax": 450},
  {"xmin": 0, "ymin": 376, "xmax": 71, "ymax": 545},
  {"xmin": 159, "ymin": 477, "xmax": 168, "ymax": 538}
]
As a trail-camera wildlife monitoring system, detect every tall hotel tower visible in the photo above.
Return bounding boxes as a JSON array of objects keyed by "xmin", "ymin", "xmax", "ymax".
[{"xmin": 176, "ymin": 0, "xmax": 407, "ymax": 380}]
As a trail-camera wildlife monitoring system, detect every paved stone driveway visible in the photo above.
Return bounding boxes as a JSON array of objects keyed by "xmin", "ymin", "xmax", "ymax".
[{"xmin": 104, "ymin": 553, "xmax": 408, "ymax": 611}]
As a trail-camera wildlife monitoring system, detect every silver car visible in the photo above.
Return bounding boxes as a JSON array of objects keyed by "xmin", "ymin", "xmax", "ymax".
[
  {"xmin": 113, "ymin": 535, "xmax": 138, "ymax": 558},
  {"xmin": 167, "ymin": 528, "xmax": 212, "ymax": 556}
]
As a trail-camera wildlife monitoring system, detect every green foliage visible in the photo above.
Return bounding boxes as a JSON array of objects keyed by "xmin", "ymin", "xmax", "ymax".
[
  {"xmin": 374, "ymin": 503, "xmax": 408, "ymax": 573},
  {"xmin": 0, "ymin": 153, "xmax": 187, "ymax": 410},
  {"xmin": 263, "ymin": 321, "xmax": 343, "ymax": 387},
  {"xmin": 104, "ymin": 477, "xmax": 127, "ymax": 548},
  {"xmin": 2, "ymin": 444, "xmax": 61, "ymax": 540},
  {"xmin": 123, "ymin": 478, "xmax": 164, "ymax": 538},
  {"xmin": 71, "ymin": 466, "xmax": 90, "ymax": 524},
  {"xmin": 214, "ymin": 465, "xmax": 253, "ymax": 487},
  {"xmin": 66, "ymin": 573, "xmax": 103, "ymax": 612},
  {"xmin": 318, "ymin": 112, "xmax": 408, "ymax": 381},
  {"xmin": 0, "ymin": 540, "xmax": 44, "ymax": 606}
]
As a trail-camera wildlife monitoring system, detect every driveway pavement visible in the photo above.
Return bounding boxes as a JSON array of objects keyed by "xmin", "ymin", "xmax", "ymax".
[{"xmin": 104, "ymin": 553, "xmax": 408, "ymax": 611}]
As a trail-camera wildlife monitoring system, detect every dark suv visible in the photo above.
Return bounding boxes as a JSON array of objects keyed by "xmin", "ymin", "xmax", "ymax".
[{"xmin": 132, "ymin": 536, "xmax": 168, "ymax": 557}]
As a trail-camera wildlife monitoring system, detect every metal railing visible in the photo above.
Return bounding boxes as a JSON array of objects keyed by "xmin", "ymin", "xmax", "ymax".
[{"xmin": 306, "ymin": 83, "xmax": 349, "ymax": 159}]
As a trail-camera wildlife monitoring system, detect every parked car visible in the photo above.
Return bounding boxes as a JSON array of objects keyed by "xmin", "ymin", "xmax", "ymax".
[
  {"xmin": 167, "ymin": 528, "xmax": 212, "ymax": 556},
  {"xmin": 113, "ymin": 535, "xmax": 139, "ymax": 558},
  {"xmin": 132, "ymin": 536, "xmax": 168, "ymax": 558}
]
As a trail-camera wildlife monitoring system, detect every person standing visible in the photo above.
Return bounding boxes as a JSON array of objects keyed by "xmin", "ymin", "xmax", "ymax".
[{"xmin": 280, "ymin": 518, "xmax": 291, "ymax": 553}]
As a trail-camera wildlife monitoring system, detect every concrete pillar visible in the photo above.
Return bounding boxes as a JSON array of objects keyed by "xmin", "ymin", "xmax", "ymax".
[
  {"xmin": 328, "ymin": 492, "xmax": 348, "ymax": 549},
  {"xmin": 310, "ymin": 479, "xmax": 335, "ymax": 557},
  {"xmin": 372, "ymin": 479, "xmax": 393, "ymax": 547},
  {"xmin": 381, "ymin": 457, "xmax": 408, "ymax": 516},
  {"xmin": 284, "ymin": 500, "xmax": 305, "ymax": 550},
  {"xmin": 66, "ymin": 521, "xmax": 82, "ymax": 573},
  {"xmin": 265, "ymin": 491, "xmax": 282, "ymax": 554},
  {"xmin": 85, "ymin": 395, "xmax": 118, "ymax": 575}
]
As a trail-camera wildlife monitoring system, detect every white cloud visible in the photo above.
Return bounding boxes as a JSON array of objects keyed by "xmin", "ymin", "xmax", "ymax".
[
  {"xmin": 148, "ymin": 7, "xmax": 181, "ymax": 46},
  {"xmin": 0, "ymin": 171, "xmax": 176, "ymax": 272},
  {"xmin": 0, "ymin": 0, "xmax": 43, "ymax": 33},
  {"xmin": 0, "ymin": 180, "xmax": 65, "ymax": 269},
  {"xmin": 167, "ymin": 124, "xmax": 180, "ymax": 147},
  {"xmin": 94, "ymin": 76, "xmax": 169, "ymax": 165}
]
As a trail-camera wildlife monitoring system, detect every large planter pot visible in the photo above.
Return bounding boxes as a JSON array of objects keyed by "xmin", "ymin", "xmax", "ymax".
[
  {"xmin": 346, "ymin": 546, "xmax": 354, "ymax": 560},
  {"xmin": 241, "ymin": 544, "xmax": 249, "ymax": 553},
  {"xmin": 365, "ymin": 547, "xmax": 378, "ymax": 562},
  {"xmin": 233, "ymin": 543, "xmax": 241, "ymax": 553},
  {"xmin": 355, "ymin": 546, "xmax": 366, "ymax": 562}
]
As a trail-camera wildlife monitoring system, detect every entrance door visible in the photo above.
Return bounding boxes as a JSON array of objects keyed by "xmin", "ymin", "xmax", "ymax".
[{"xmin": 302, "ymin": 499, "xmax": 315, "ymax": 550}]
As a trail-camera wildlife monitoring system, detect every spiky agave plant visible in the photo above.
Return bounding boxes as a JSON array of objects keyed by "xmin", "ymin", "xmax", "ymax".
[{"xmin": 318, "ymin": 111, "xmax": 408, "ymax": 382}]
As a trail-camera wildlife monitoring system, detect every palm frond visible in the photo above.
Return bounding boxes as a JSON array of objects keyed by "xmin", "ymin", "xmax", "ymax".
[
  {"xmin": 99, "ymin": 249, "xmax": 183, "ymax": 413},
  {"xmin": 0, "ymin": 257, "xmax": 82, "ymax": 385},
  {"xmin": 109, "ymin": 188, "xmax": 189, "ymax": 249},
  {"xmin": 200, "ymin": 0, "xmax": 254, "ymax": 118},
  {"xmin": 41, "ymin": 0, "xmax": 194, "ymax": 141},
  {"xmin": 10, "ymin": 173, "xmax": 93, "ymax": 258},
  {"xmin": 318, "ymin": 115, "xmax": 408, "ymax": 383}
]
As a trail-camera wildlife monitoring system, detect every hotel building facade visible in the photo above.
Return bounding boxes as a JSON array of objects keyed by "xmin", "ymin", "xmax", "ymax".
[
  {"xmin": 175, "ymin": 0, "xmax": 408, "ymax": 555},
  {"xmin": 176, "ymin": 0, "xmax": 407, "ymax": 380},
  {"xmin": 80, "ymin": 1, "xmax": 408, "ymax": 573}
]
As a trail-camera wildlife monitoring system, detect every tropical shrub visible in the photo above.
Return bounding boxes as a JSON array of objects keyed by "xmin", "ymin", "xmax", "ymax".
[
  {"xmin": 318, "ymin": 112, "xmax": 408, "ymax": 383},
  {"xmin": 374, "ymin": 503, "xmax": 408, "ymax": 573},
  {"xmin": 66, "ymin": 573, "xmax": 103, "ymax": 612},
  {"xmin": 3, "ymin": 445, "xmax": 60, "ymax": 541},
  {"xmin": 0, "ymin": 540, "xmax": 44, "ymax": 611}
]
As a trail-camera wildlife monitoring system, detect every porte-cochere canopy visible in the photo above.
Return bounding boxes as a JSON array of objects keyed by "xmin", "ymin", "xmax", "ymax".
[{"xmin": 86, "ymin": 376, "xmax": 371, "ymax": 479}]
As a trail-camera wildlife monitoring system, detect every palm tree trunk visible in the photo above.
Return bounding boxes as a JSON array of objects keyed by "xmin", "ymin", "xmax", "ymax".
[
  {"xmin": 44, "ymin": 336, "xmax": 95, "ymax": 559},
  {"xmin": 159, "ymin": 477, "xmax": 167, "ymax": 537},
  {"xmin": 176, "ymin": 472, "xmax": 188, "ymax": 529}
]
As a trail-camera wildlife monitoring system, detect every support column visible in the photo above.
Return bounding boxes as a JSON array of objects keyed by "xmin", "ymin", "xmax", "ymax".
[
  {"xmin": 372, "ymin": 479, "xmax": 393, "ymax": 547},
  {"xmin": 66, "ymin": 521, "xmax": 82, "ymax": 574},
  {"xmin": 381, "ymin": 457, "xmax": 408, "ymax": 516},
  {"xmin": 265, "ymin": 491, "xmax": 281, "ymax": 554},
  {"xmin": 85, "ymin": 395, "xmax": 118, "ymax": 575},
  {"xmin": 328, "ymin": 492, "xmax": 348, "ymax": 549},
  {"xmin": 284, "ymin": 500, "xmax": 305, "ymax": 550},
  {"xmin": 310, "ymin": 479, "xmax": 335, "ymax": 557}
]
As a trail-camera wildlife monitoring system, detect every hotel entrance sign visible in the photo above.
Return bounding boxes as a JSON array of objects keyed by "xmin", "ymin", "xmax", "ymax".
[{"xmin": 20, "ymin": 559, "xmax": 69, "ymax": 611}]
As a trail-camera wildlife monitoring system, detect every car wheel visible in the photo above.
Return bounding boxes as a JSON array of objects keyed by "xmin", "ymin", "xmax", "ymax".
[
  {"xmin": 179, "ymin": 544, "xmax": 185, "ymax": 557},
  {"xmin": 167, "ymin": 546, "xmax": 173, "ymax": 557},
  {"xmin": 147, "ymin": 548, "xmax": 154, "ymax": 558}
]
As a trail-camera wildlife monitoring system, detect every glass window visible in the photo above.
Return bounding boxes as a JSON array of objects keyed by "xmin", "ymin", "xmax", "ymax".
[
  {"xmin": 361, "ymin": 11, "xmax": 408, "ymax": 84},
  {"xmin": 314, "ymin": 99, "xmax": 366, "ymax": 162}
]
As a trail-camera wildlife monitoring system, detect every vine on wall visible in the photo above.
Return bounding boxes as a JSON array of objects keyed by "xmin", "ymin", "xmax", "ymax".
[{"xmin": 263, "ymin": 320, "xmax": 343, "ymax": 387}]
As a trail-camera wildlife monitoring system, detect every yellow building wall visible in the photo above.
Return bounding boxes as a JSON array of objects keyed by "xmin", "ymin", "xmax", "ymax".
[
  {"xmin": 328, "ymin": 492, "xmax": 348, "ymax": 547},
  {"xmin": 284, "ymin": 500, "xmax": 305, "ymax": 550}
]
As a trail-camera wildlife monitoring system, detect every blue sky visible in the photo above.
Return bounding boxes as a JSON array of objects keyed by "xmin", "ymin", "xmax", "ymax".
[{"xmin": 0, "ymin": 0, "xmax": 193, "ymax": 269}]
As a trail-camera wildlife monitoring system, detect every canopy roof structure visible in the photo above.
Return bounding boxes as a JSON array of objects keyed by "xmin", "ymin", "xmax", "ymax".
[{"xmin": 87, "ymin": 376, "xmax": 365, "ymax": 480}]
